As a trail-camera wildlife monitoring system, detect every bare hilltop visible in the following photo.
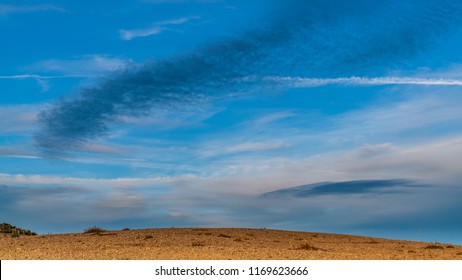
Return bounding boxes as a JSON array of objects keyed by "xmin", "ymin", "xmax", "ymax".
[{"xmin": 1, "ymin": 227, "xmax": 461, "ymax": 260}]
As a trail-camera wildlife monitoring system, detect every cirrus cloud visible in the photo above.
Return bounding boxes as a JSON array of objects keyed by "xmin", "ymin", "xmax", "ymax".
[
  {"xmin": 119, "ymin": 17, "xmax": 199, "ymax": 40},
  {"xmin": 35, "ymin": 0, "xmax": 462, "ymax": 157},
  {"xmin": 0, "ymin": 4, "xmax": 66, "ymax": 16}
]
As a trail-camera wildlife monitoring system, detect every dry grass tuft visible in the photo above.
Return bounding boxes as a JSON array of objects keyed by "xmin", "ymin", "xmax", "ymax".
[
  {"xmin": 424, "ymin": 244, "xmax": 444, "ymax": 250},
  {"xmin": 297, "ymin": 243, "xmax": 324, "ymax": 251},
  {"xmin": 191, "ymin": 241, "xmax": 205, "ymax": 247}
]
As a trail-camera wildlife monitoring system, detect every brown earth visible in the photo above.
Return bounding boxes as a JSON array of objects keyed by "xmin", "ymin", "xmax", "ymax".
[{"xmin": 1, "ymin": 228, "xmax": 461, "ymax": 260}]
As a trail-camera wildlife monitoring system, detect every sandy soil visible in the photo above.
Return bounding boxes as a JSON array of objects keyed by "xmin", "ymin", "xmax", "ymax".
[{"xmin": 1, "ymin": 228, "xmax": 461, "ymax": 260}]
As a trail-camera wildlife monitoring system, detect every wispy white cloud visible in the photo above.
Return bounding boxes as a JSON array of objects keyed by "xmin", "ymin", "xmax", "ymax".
[
  {"xmin": 184, "ymin": 135, "xmax": 462, "ymax": 198},
  {"xmin": 225, "ymin": 141, "xmax": 287, "ymax": 154},
  {"xmin": 26, "ymin": 55, "xmax": 132, "ymax": 76},
  {"xmin": 6, "ymin": 56, "xmax": 130, "ymax": 91},
  {"xmin": 120, "ymin": 17, "xmax": 198, "ymax": 40},
  {"xmin": 0, "ymin": 4, "xmax": 66, "ymax": 16},
  {"xmin": 330, "ymin": 94, "xmax": 462, "ymax": 141},
  {"xmin": 0, "ymin": 173, "xmax": 197, "ymax": 188},
  {"xmin": 0, "ymin": 104, "xmax": 43, "ymax": 135},
  {"xmin": 0, "ymin": 74, "xmax": 90, "ymax": 91},
  {"xmin": 173, "ymin": 88, "xmax": 462, "ymax": 195},
  {"xmin": 258, "ymin": 76, "xmax": 462, "ymax": 87},
  {"xmin": 252, "ymin": 111, "xmax": 296, "ymax": 125},
  {"xmin": 199, "ymin": 141, "xmax": 288, "ymax": 158},
  {"xmin": 307, "ymin": 137, "xmax": 462, "ymax": 186},
  {"xmin": 76, "ymin": 142, "xmax": 127, "ymax": 155},
  {"xmin": 0, "ymin": 147, "xmax": 40, "ymax": 159},
  {"xmin": 0, "ymin": 74, "xmax": 91, "ymax": 80}
]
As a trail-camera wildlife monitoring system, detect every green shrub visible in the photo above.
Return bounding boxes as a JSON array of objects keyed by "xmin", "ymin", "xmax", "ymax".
[
  {"xmin": 1, "ymin": 223, "xmax": 13, "ymax": 233},
  {"xmin": 424, "ymin": 244, "xmax": 444, "ymax": 250},
  {"xmin": 83, "ymin": 226, "xmax": 106, "ymax": 234},
  {"xmin": 1, "ymin": 222, "xmax": 37, "ymax": 237}
]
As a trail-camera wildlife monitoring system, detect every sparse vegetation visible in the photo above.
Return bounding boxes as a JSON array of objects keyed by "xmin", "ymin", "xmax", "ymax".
[
  {"xmin": 83, "ymin": 226, "xmax": 106, "ymax": 235},
  {"xmin": 297, "ymin": 243, "xmax": 324, "ymax": 251},
  {"xmin": 1, "ymin": 227, "xmax": 461, "ymax": 259},
  {"xmin": 1, "ymin": 223, "xmax": 13, "ymax": 233},
  {"xmin": 122, "ymin": 227, "xmax": 130, "ymax": 231},
  {"xmin": 196, "ymin": 232, "xmax": 213, "ymax": 236},
  {"xmin": 1, "ymin": 223, "xmax": 37, "ymax": 237},
  {"xmin": 191, "ymin": 241, "xmax": 205, "ymax": 247},
  {"xmin": 424, "ymin": 244, "xmax": 444, "ymax": 250}
]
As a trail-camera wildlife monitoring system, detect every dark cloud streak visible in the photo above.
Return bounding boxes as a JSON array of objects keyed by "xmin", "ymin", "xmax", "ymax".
[
  {"xmin": 35, "ymin": 0, "xmax": 462, "ymax": 156},
  {"xmin": 261, "ymin": 179, "xmax": 424, "ymax": 198}
]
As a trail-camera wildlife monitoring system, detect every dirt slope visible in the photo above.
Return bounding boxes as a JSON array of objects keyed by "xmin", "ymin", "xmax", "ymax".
[{"xmin": 1, "ymin": 228, "xmax": 461, "ymax": 260}]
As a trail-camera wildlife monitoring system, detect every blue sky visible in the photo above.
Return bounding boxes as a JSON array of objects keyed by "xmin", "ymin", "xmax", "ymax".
[{"xmin": 1, "ymin": 0, "xmax": 462, "ymax": 244}]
